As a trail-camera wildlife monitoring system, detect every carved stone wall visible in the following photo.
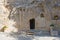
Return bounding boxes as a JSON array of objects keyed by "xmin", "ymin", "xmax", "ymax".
[{"xmin": 0, "ymin": 0, "xmax": 60, "ymax": 32}]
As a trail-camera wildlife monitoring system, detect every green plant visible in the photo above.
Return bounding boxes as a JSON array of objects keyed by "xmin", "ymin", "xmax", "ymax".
[
  {"xmin": 3, "ymin": 26, "xmax": 7, "ymax": 28},
  {"xmin": 1, "ymin": 26, "xmax": 8, "ymax": 32},
  {"xmin": 50, "ymin": 24, "xmax": 54, "ymax": 27}
]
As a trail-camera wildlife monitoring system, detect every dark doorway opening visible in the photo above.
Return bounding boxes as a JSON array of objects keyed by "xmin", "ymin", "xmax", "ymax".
[{"xmin": 30, "ymin": 18, "xmax": 35, "ymax": 29}]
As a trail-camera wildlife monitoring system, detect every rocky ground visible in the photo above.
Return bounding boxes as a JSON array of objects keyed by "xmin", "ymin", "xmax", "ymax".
[{"xmin": 0, "ymin": 32, "xmax": 60, "ymax": 40}]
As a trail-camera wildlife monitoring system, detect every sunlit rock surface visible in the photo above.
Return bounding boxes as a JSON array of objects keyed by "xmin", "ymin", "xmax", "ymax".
[
  {"xmin": 0, "ymin": 0, "xmax": 60, "ymax": 40},
  {"xmin": 0, "ymin": 32, "xmax": 60, "ymax": 40},
  {"xmin": 0, "ymin": 0, "xmax": 60, "ymax": 34},
  {"xmin": 0, "ymin": 1, "xmax": 18, "ymax": 33}
]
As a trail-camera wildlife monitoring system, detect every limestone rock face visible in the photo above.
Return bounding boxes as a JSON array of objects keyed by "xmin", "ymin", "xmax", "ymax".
[
  {"xmin": 0, "ymin": 0, "xmax": 17, "ymax": 33},
  {"xmin": 0, "ymin": 0, "xmax": 60, "ymax": 32}
]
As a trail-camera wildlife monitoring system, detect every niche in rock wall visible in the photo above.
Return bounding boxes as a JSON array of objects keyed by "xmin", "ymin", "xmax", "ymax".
[
  {"xmin": 23, "ymin": 8, "xmax": 25, "ymax": 11},
  {"xmin": 19, "ymin": 7, "xmax": 25, "ymax": 11},
  {"xmin": 51, "ymin": 15, "xmax": 59, "ymax": 20},
  {"xmin": 50, "ymin": 13, "xmax": 60, "ymax": 20},
  {"xmin": 30, "ymin": 0, "xmax": 35, "ymax": 4},
  {"xmin": 53, "ymin": 15, "xmax": 59, "ymax": 20},
  {"xmin": 40, "ymin": 13, "xmax": 44, "ymax": 18},
  {"xmin": 19, "ymin": 7, "xmax": 22, "ymax": 11}
]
